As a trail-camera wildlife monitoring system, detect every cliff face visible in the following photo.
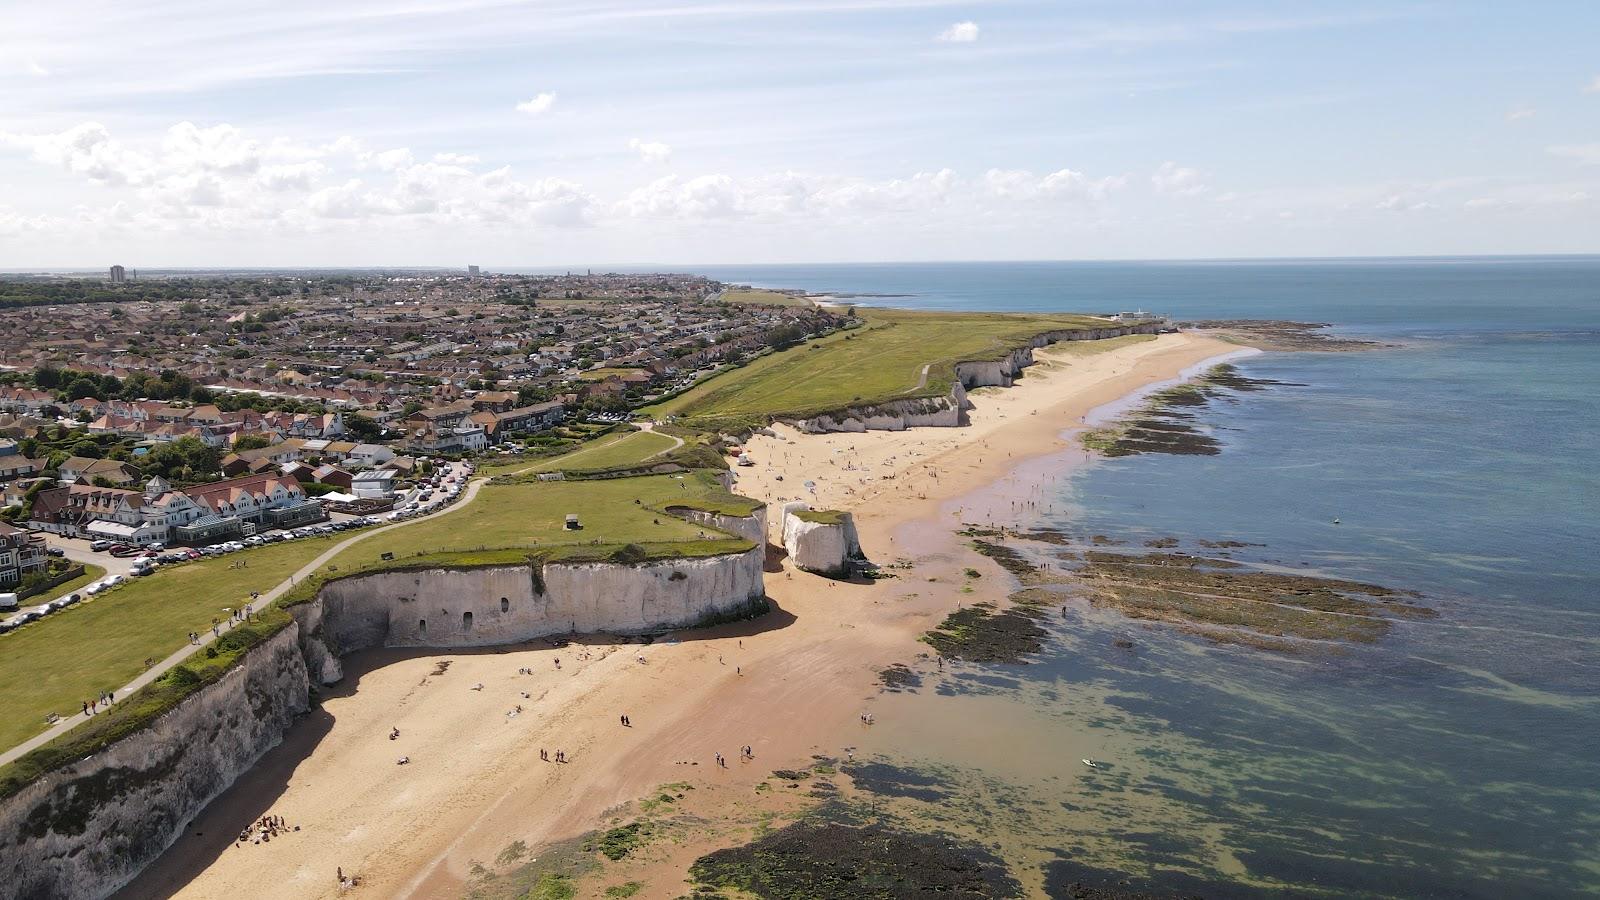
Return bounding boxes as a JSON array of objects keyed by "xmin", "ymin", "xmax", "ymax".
[
  {"xmin": 0, "ymin": 626, "xmax": 309, "ymax": 900},
  {"xmin": 668, "ymin": 506, "xmax": 769, "ymax": 546},
  {"xmin": 791, "ymin": 323, "xmax": 1160, "ymax": 434},
  {"xmin": 781, "ymin": 503, "xmax": 864, "ymax": 577},
  {"xmin": 304, "ymin": 549, "xmax": 765, "ymax": 653},
  {"xmin": 793, "ymin": 383, "xmax": 969, "ymax": 433},
  {"xmin": 0, "ymin": 542, "xmax": 768, "ymax": 899}
]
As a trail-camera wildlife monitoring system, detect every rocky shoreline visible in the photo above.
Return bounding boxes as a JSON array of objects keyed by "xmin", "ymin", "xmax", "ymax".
[{"xmin": 1180, "ymin": 319, "xmax": 1388, "ymax": 351}]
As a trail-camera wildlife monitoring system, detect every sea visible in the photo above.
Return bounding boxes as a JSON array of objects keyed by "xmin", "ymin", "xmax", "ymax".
[{"xmin": 699, "ymin": 259, "xmax": 1600, "ymax": 898}]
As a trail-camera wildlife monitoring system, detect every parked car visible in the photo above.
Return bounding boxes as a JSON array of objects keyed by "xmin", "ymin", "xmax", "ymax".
[
  {"xmin": 46, "ymin": 546, "xmax": 65, "ymax": 557},
  {"xmin": 90, "ymin": 540, "xmax": 112, "ymax": 552}
]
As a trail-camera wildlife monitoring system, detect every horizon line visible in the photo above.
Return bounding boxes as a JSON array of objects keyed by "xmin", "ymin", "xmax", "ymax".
[{"xmin": 6, "ymin": 252, "xmax": 1600, "ymax": 275}]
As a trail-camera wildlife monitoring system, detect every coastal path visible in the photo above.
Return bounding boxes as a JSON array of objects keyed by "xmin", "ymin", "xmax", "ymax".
[{"xmin": 0, "ymin": 463, "xmax": 490, "ymax": 767}]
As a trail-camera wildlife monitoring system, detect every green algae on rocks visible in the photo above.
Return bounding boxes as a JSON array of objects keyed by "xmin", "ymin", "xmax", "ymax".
[
  {"xmin": 1080, "ymin": 363, "xmax": 1300, "ymax": 458},
  {"xmin": 688, "ymin": 821, "xmax": 1022, "ymax": 899}
]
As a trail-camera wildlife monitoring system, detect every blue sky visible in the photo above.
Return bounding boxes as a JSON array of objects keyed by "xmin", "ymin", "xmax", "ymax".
[{"xmin": 1, "ymin": 0, "xmax": 1597, "ymax": 266}]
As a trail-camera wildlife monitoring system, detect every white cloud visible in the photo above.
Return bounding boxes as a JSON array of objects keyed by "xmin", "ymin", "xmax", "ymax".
[
  {"xmin": 1548, "ymin": 144, "xmax": 1600, "ymax": 166},
  {"xmin": 936, "ymin": 21, "xmax": 979, "ymax": 43},
  {"xmin": 163, "ymin": 122, "xmax": 261, "ymax": 175},
  {"xmin": 627, "ymin": 138, "xmax": 672, "ymax": 163},
  {"xmin": 621, "ymin": 174, "xmax": 745, "ymax": 219},
  {"xmin": 515, "ymin": 92, "xmax": 557, "ymax": 116},
  {"xmin": 26, "ymin": 59, "xmax": 49, "ymax": 77},
  {"xmin": 982, "ymin": 167, "xmax": 1124, "ymax": 201},
  {"xmin": 1151, "ymin": 161, "xmax": 1207, "ymax": 196},
  {"xmin": 1584, "ymin": 76, "xmax": 1600, "ymax": 94},
  {"xmin": 1506, "ymin": 106, "xmax": 1536, "ymax": 122},
  {"xmin": 0, "ymin": 122, "xmax": 149, "ymax": 184},
  {"xmin": 1375, "ymin": 194, "xmax": 1433, "ymax": 212},
  {"xmin": 258, "ymin": 161, "xmax": 327, "ymax": 192}
]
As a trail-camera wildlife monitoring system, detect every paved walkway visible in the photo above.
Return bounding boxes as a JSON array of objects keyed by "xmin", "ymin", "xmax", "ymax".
[{"xmin": 0, "ymin": 467, "xmax": 488, "ymax": 767}]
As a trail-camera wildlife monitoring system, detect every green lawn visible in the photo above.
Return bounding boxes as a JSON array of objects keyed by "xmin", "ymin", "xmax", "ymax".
[
  {"xmin": 24, "ymin": 564, "xmax": 107, "ymax": 606},
  {"xmin": 722, "ymin": 288, "xmax": 814, "ymax": 307},
  {"xmin": 643, "ymin": 308, "xmax": 1111, "ymax": 426},
  {"xmin": 523, "ymin": 429, "xmax": 679, "ymax": 473},
  {"xmin": 0, "ymin": 537, "xmax": 341, "ymax": 751},
  {"xmin": 317, "ymin": 472, "xmax": 750, "ymax": 580}
]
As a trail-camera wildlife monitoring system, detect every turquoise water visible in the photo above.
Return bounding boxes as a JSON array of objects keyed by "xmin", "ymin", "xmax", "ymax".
[{"xmin": 712, "ymin": 259, "xmax": 1600, "ymax": 897}]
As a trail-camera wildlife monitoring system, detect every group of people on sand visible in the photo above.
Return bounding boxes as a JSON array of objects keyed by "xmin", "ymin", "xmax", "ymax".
[
  {"xmin": 336, "ymin": 866, "xmax": 360, "ymax": 890},
  {"xmin": 81, "ymin": 690, "xmax": 116, "ymax": 716},
  {"xmin": 237, "ymin": 814, "xmax": 297, "ymax": 847},
  {"xmin": 540, "ymin": 748, "xmax": 568, "ymax": 763}
]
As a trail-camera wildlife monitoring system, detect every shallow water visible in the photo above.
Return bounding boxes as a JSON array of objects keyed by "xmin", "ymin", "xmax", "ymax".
[{"xmin": 738, "ymin": 259, "xmax": 1599, "ymax": 897}]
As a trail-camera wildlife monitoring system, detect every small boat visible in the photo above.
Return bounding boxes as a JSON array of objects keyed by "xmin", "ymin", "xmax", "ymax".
[
  {"xmin": 1081, "ymin": 758, "xmax": 1100, "ymax": 769},
  {"xmin": 1332, "ymin": 517, "xmax": 1341, "ymax": 525}
]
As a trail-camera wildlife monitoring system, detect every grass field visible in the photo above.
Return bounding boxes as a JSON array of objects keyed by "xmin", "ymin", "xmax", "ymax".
[
  {"xmin": 316, "ymin": 470, "xmax": 751, "ymax": 576},
  {"xmin": 24, "ymin": 563, "xmax": 107, "ymax": 607},
  {"xmin": 0, "ymin": 537, "xmax": 341, "ymax": 750},
  {"xmin": 522, "ymin": 429, "xmax": 679, "ymax": 473},
  {"xmin": 722, "ymin": 288, "xmax": 814, "ymax": 307},
  {"xmin": 644, "ymin": 307, "xmax": 1111, "ymax": 425}
]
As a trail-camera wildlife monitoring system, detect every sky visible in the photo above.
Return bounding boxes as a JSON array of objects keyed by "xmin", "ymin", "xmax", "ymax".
[{"xmin": 1, "ymin": 0, "xmax": 1598, "ymax": 267}]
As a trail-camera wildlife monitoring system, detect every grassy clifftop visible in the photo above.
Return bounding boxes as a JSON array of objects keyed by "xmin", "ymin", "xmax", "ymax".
[
  {"xmin": 0, "ymin": 448, "xmax": 764, "ymax": 796},
  {"xmin": 644, "ymin": 308, "xmax": 1113, "ymax": 429}
]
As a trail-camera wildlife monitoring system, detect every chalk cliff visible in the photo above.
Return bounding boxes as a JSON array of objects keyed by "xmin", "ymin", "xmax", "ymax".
[
  {"xmin": 792, "ymin": 383, "xmax": 969, "ymax": 433},
  {"xmin": 0, "ymin": 626, "xmax": 309, "ymax": 900},
  {"xmin": 781, "ymin": 503, "xmax": 864, "ymax": 577},
  {"xmin": 790, "ymin": 323, "xmax": 1160, "ymax": 434},
  {"xmin": 299, "ymin": 548, "xmax": 765, "ymax": 657},
  {"xmin": 0, "ymin": 534, "xmax": 768, "ymax": 898}
]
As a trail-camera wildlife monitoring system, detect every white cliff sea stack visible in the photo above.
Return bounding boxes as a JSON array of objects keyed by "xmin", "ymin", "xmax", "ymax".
[
  {"xmin": 0, "ymin": 626, "xmax": 309, "ymax": 900},
  {"xmin": 781, "ymin": 502, "xmax": 863, "ymax": 577}
]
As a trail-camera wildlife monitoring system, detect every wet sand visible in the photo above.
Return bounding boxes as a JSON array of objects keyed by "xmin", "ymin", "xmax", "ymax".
[{"xmin": 123, "ymin": 331, "xmax": 1238, "ymax": 900}]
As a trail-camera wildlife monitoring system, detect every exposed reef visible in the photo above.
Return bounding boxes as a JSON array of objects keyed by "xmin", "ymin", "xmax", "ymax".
[
  {"xmin": 1181, "ymin": 319, "xmax": 1387, "ymax": 351},
  {"xmin": 689, "ymin": 820, "xmax": 1022, "ymax": 898},
  {"xmin": 1080, "ymin": 363, "xmax": 1298, "ymax": 458}
]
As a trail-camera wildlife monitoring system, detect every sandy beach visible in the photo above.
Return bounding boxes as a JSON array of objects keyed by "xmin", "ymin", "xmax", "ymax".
[{"xmin": 123, "ymin": 331, "xmax": 1238, "ymax": 900}]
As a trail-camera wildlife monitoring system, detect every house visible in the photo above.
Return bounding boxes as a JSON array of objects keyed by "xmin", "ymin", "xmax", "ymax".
[
  {"xmin": 469, "ymin": 390, "xmax": 518, "ymax": 412},
  {"xmin": 312, "ymin": 464, "xmax": 353, "ymax": 489},
  {"xmin": 345, "ymin": 443, "xmax": 395, "ymax": 469},
  {"xmin": 57, "ymin": 457, "xmax": 141, "ymax": 486},
  {"xmin": 27, "ymin": 483, "xmax": 175, "ymax": 545},
  {"xmin": 494, "ymin": 401, "xmax": 565, "ymax": 435},
  {"xmin": 351, "ymin": 469, "xmax": 396, "ymax": 500},
  {"xmin": 176, "ymin": 472, "xmax": 323, "ymax": 541},
  {"xmin": 0, "ymin": 456, "xmax": 44, "ymax": 481},
  {"xmin": 0, "ymin": 522, "xmax": 47, "ymax": 587},
  {"xmin": 2, "ymin": 477, "xmax": 51, "ymax": 508}
]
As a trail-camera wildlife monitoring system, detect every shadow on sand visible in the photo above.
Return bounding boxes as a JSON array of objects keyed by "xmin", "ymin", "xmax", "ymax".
[{"xmin": 116, "ymin": 598, "xmax": 796, "ymax": 899}]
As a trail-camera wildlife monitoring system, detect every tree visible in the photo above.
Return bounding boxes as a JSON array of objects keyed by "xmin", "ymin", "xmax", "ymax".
[
  {"xmin": 142, "ymin": 436, "xmax": 221, "ymax": 483},
  {"xmin": 344, "ymin": 416, "xmax": 384, "ymax": 440},
  {"xmin": 70, "ymin": 439, "xmax": 102, "ymax": 459},
  {"xmin": 232, "ymin": 434, "xmax": 273, "ymax": 452},
  {"xmin": 64, "ymin": 376, "xmax": 102, "ymax": 401}
]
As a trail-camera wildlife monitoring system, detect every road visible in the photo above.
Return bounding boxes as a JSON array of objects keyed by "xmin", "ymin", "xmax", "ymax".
[{"xmin": 0, "ymin": 462, "xmax": 483, "ymax": 767}]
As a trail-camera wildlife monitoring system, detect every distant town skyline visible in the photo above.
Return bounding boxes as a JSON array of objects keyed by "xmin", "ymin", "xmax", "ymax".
[{"xmin": 3, "ymin": 0, "xmax": 1598, "ymax": 265}]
